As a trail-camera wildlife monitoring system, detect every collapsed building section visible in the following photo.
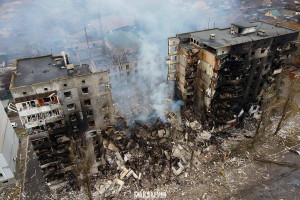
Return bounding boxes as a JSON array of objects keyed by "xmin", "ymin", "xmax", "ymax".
[
  {"xmin": 167, "ymin": 21, "xmax": 299, "ymax": 130},
  {"xmin": 29, "ymin": 131, "xmax": 73, "ymax": 188}
]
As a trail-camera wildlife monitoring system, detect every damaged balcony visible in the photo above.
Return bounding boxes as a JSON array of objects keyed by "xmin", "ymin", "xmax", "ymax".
[{"xmin": 216, "ymin": 92, "xmax": 244, "ymax": 101}]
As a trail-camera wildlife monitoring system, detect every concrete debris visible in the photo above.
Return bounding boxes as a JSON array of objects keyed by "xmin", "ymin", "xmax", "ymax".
[
  {"xmin": 198, "ymin": 131, "xmax": 212, "ymax": 140},
  {"xmin": 124, "ymin": 152, "xmax": 132, "ymax": 162},
  {"xmin": 158, "ymin": 129, "xmax": 165, "ymax": 138},
  {"xmin": 172, "ymin": 162, "xmax": 185, "ymax": 176},
  {"xmin": 186, "ymin": 120, "xmax": 202, "ymax": 130},
  {"xmin": 120, "ymin": 166, "xmax": 130, "ymax": 179},
  {"xmin": 126, "ymin": 170, "xmax": 141, "ymax": 180}
]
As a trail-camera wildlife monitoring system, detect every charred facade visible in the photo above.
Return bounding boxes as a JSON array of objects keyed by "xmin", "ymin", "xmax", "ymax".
[
  {"xmin": 9, "ymin": 53, "xmax": 115, "ymax": 188},
  {"xmin": 167, "ymin": 21, "xmax": 299, "ymax": 130},
  {"xmin": 9, "ymin": 53, "xmax": 114, "ymax": 132}
]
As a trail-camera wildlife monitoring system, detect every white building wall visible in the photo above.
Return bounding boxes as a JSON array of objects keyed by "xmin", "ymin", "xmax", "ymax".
[{"xmin": 0, "ymin": 102, "xmax": 19, "ymax": 186}]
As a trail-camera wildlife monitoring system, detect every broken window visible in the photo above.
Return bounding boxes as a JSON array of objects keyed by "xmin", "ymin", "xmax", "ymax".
[
  {"xmin": 99, "ymin": 84, "xmax": 106, "ymax": 91},
  {"xmin": 43, "ymin": 97, "xmax": 51, "ymax": 102},
  {"xmin": 84, "ymin": 99, "xmax": 91, "ymax": 106},
  {"xmin": 63, "ymin": 84, "xmax": 67, "ymax": 87},
  {"xmin": 30, "ymin": 101, "xmax": 36, "ymax": 107},
  {"xmin": 126, "ymin": 65, "xmax": 129, "ymax": 69},
  {"xmin": 88, "ymin": 121, "xmax": 95, "ymax": 127},
  {"xmin": 251, "ymin": 51, "xmax": 255, "ymax": 56},
  {"xmin": 73, "ymin": 125, "xmax": 79, "ymax": 132},
  {"xmin": 23, "ymin": 92, "xmax": 27, "ymax": 95},
  {"xmin": 82, "ymin": 80, "xmax": 86, "ymax": 84},
  {"xmin": 102, "ymin": 106, "xmax": 109, "ymax": 113},
  {"xmin": 69, "ymin": 113, "xmax": 77, "ymax": 121},
  {"xmin": 104, "ymin": 114, "xmax": 110, "ymax": 123},
  {"xmin": 261, "ymin": 48, "xmax": 266, "ymax": 54},
  {"xmin": 172, "ymin": 46, "xmax": 177, "ymax": 52},
  {"xmin": 260, "ymin": 82, "xmax": 264, "ymax": 87},
  {"xmin": 127, "ymin": 71, "xmax": 130, "ymax": 76},
  {"xmin": 82, "ymin": 87, "xmax": 89, "ymax": 94},
  {"xmin": 67, "ymin": 103, "xmax": 76, "ymax": 110},
  {"xmin": 64, "ymin": 91, "xmax": 71, "ymax": 98},
  {"xmin": 44, "ymin": 88, "xmax": 48, "ymax": 91},
  {"xmin": 264, "ymin": 65, "xmax": 269, "ymax": 70},
  {"xmin": 22, "ymin": 103, "xmax": 27, "ymax": 109},
  {"xmin": 100, "ymin": 95, "xmax": 108, "ymax": 103},
  {"xmin": 258, "ymin": 58, "xmax": 262, "ymax": 63},
  {"xmin": 86, "ymin": 110, "xmax": 93, "ymax": 118},
  {"xmin": 31, "ymin": 114, "xmax": 37, "ymax": 122}
]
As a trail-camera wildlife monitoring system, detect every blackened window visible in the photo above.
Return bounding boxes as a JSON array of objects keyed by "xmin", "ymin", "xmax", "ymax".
[{"xmin": 82, "ymin": 87, "xmax": 89, "ymax": 94}]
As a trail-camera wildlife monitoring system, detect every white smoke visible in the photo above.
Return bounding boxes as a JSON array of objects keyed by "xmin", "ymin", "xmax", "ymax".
[{"xmin": 0, "ymin": 0, "xmax": 241, "ymax": 123}]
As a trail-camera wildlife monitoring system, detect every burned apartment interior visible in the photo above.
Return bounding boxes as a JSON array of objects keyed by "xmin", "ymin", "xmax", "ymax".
[
  {"xmin": 5, "ymin": 20, "xmax": 299, "ymax": 198},
  {"xmin": 167, "ymin": 21, "xmax": 299, "ymax": 130}
]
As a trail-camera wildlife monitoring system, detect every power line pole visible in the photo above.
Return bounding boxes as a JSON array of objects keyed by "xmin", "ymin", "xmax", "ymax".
[{"xmin": 84, "ymin": 27, "xmax": 91, "ymax": 59}]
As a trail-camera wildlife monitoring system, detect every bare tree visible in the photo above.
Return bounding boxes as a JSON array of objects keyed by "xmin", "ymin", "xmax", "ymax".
[
  {"xmin": 69, "ymin": 137, "xmax": 93, "ymax": 200},
  {"xmin": 274, "ymin": 76, "xmax": 298, "ymax": 135}
]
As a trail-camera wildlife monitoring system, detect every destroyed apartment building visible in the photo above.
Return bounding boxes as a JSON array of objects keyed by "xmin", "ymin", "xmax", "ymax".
[
  {"xmin": 9, "ymin": 53, "xmax": 114, "ymax": 188},
  {"xmin": 167, "ymin": 21, "xmax": 299, "ymax": 130},
  {"xmin": 9, "ymin": 53, "xmax": 114, "ymax": 132}
]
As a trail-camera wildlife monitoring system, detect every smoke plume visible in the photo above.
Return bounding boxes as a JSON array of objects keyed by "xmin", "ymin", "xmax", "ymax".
[{"xmin": 0, "ymin": 0, "xmax": 241, "ymax": 123}]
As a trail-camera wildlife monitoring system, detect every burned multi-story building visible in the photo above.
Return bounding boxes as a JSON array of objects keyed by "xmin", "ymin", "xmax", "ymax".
[
  {"xmin": 9, "ymin": 53, "xmax": 115, "ymax": 188},
  {"xmin": 9, "ymin": 53, "xmax": 114, "ymax": 133},
  {"xmin": 167, "ymin": 21, "xmax": 299, "ymax": 130}
]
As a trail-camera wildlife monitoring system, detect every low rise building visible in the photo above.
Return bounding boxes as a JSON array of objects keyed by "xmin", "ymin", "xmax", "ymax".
[{"xmin": 0, "ymin": 101, "xmax": 19, "ymax": 187}]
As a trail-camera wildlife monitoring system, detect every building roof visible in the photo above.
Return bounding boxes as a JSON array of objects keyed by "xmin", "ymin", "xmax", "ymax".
[
  {"xmin": 105, "ymin": 30, "xmax": 140, "ymax": 49},
  {"xmin": 177, "ymin": 21, "xmax": 299, "ymax": 49},
  {"xmin": 11, "ymin": 55, "xmax": 91, "ymax": 88},
  {"xmin": 268, "ymin": 9, "xmax": 281, "ymax": 17},
  {"xmin": 232, "ymin": 21, "xmax": 257, "ymax": 28}
]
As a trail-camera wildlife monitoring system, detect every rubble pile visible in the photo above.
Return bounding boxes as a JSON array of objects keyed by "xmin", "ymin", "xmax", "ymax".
[
  {"xmin": 89, "ymin": 119, "xmax": 173, "ymax": 198},
  {"xmin": 84, "ymin": 111, "xmax": 239, "ymax": 199}
]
